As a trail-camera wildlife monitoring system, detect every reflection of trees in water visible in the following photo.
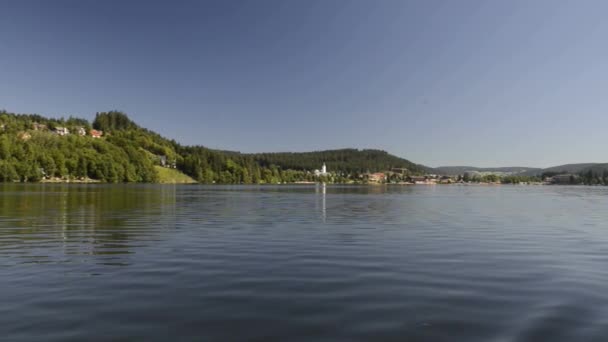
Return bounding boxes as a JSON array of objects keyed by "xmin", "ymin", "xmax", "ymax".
[
  {"xmin": 0, "ymin": 184, "xmax": 421, "ymax": 266},
  {"xmin": 0, "ymin": 184, "xmax": 177, "ymax": 264}
]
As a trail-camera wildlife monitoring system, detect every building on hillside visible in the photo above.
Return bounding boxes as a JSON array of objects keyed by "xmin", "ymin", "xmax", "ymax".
[
  {"xmin": 157, "ymin": 155, "xmax": 177, "ymax": 168},
  {"xmin": 76, "ymin": 127, "xmax": 86, "ymax": 136},
  {"xmin": 159, "ymin": 155, "xmax": 167, "ymax": 167},
  {"xmin": 90, "ymin": 129, "xmax": 103, "ymax": 138},
  {"xmin": 54, "ymin": 127, "xmax": 69, "ymax": 136},
  {"xmin": 314, "ymin": 163, "xmax": 328, "ymax": 177}
]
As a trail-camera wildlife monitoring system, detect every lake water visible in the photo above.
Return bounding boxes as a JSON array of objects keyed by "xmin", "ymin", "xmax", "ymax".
[{"xmin": 1, "ymin": 184, "xmax": 608, "ymax": 341}]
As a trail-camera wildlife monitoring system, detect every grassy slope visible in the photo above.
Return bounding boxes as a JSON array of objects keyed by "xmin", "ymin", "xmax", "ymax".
[{"xmin": 154, "ymin": 166, "xmax": 197, "ymax": 184}]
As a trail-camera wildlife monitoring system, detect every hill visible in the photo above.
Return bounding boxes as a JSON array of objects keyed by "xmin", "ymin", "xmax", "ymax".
[
  {"xmin": 0, "ymin": 111, "xmax": 158, "ymax": 182},
  {"xmin": 0, "ymin": 110, "xmax": 425, "ymax": 183},
  {"xmin": 518, "ymin": 163, "xmax": 608, "ymax": 185},
  {"xmin": 434, "ymin": 166, "xmax": 540, "ymax": 175},
  {"xmin": 247, "ymin": 149, "xmax": 428, "ymax": 174},
  {"xmin": 521, "ymin": 163, "xmax": 603, "ymax": 176}
]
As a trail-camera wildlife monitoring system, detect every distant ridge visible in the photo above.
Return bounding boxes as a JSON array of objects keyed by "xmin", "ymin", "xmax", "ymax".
[
  {"xmin": 520, "ymin": 163, "xmax": 608, "ymax": 176},
  {"xmin": 246, "ymin": 148, "xmax": 428, "ymax": 174},
  {"xmin": 436, "ymin": 163, "xmax": 608, "ymax": 178},
  {"xmin": 434, "ymin": 166, "xmax": 540, "ymax": 175}
]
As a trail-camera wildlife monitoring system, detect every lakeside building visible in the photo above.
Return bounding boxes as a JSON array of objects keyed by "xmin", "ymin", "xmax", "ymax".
[
  {"xmin": 314, "ymin": 163, "xmax": 328, "ymax": 177},
  {"xmin": 367, "ymin": 172, "xmax": 386, "ymax": 183},
  {"xmin": 406, "ymin": 175, "xmax": 440, "ymax": 184},
  {"xmin": 408, "ymin": 175, "xmax": 427, "ymax": 184},
  {"xmin": 76, "ymin": 127, "xmax": 86, "ymax": 136}
]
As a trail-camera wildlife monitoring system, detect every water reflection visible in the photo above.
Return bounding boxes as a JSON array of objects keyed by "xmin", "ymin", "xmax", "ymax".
[
  {"xmin": 0, "ymin": 184, "xmax": 177, "ymax": 266},
  {"xmin": 315, "ymin": 183, "xmax": 327, "ymax": 222},
  {"xmin": 3, "ymin": 185, "xmax": 608, "ymax": 341}
]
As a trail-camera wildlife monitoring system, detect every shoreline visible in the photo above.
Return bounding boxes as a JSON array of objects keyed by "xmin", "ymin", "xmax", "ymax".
[
  {"xmin": 0, "ymin": 181, "xmax": 582, "ymax": 186},
  {"xmin": 40, "ymin": 177, "xmax": 101, "ymax": 184}
]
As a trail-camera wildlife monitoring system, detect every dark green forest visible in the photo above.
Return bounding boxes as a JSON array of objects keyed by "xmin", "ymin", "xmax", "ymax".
[
  {"xmin": 250, "ymin": 149, "xmax": 428, "ymax": 174},
  {"xmin": 0, "ymin": 110, "xmax": 424, "ymax": 183}
]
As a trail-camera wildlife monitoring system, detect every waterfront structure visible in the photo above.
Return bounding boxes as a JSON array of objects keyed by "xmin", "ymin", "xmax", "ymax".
[
  {"xmin": 367, "ymin": 172, "xmax": 386, "ymax": 183},
  {"xmin": 314, "ymin": 163, "xmax": 328, "ymax": 176},
  {"xmin": 408, "ymin": 175, "xmax": 427, "ymax": 184}
]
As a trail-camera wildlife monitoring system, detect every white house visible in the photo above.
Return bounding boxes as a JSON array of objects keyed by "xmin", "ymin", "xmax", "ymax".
[{"xmin": 54, "ymin": 127, "xmax": 70, "ymax": 136}]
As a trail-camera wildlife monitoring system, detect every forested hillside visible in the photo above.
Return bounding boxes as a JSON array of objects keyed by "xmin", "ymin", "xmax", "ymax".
[
  {"xmin": 248, "ymin": 149, "xmax": 427, "ymax": 174},
  {"xmin": 0, "ymin": 111, "xmax": 158, "ymax": 182},
  {"xmin": 521, "ymin": 163, "xmax": 600, "ymax": 176},
  {"xmin": 0, "ymin": 110, "xmax": 424, "ymax": 183}
]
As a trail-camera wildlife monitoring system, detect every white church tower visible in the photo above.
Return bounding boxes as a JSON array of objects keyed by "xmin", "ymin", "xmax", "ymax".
[{"xmin": 315, "ymin": 163, "xmax": 328, "ymax": 176}]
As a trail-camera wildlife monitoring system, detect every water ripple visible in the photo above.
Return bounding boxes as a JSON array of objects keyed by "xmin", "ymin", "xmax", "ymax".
[{"xmin": 1, "ymin": 184, "xmax": 608, "ymax": 341}]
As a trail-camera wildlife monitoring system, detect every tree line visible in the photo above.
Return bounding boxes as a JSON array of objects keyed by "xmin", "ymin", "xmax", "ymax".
[{"xmin": 0, "ymin": 110, "xmax": 422, "ymax": 183}]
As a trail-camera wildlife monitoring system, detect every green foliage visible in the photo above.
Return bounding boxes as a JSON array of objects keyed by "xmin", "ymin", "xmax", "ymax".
[
  {"xmin": 577, "ymin": 164, "xmax": 608, "ymax": 185},
  {"xmin": 249, "ymin": 149, "xmax": 426, "ymax": 175},
  {"xmin": 92, "ymin": 111, "xmax": 137, "ymax": 132},
  {"xmin": 155, "ymin": 166, "xmax": 196, "ymax": 183},
  {"xmin": 500, "ymin": 175, "xmax": 540, "ymax": 184},
  {"xmin": 0, "ymin": 112, "xmax": 158, "ymax": 183},
  {"xmin": 0, "ymin": 110, "xmax": 425, "ymax": 184}
]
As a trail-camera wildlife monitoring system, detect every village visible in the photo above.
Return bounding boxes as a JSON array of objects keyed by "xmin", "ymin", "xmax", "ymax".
[
  {"xmin": 313, "ymin": 163, "xmax": 457, "ymax": 185},
  {"xmin": 15, "ymin": 122, "xmax": 104, "ymax": 141},
  {"xmin": 362, "ymin": 169, "xmax": 455, "ymax": 185},
  {"xmin": 311, "ymin": 163, "xmax": 562, "ymax": 185},
  {"xmin": 2, "ymin": 121, "xmax": 587, "ymax": 186}
]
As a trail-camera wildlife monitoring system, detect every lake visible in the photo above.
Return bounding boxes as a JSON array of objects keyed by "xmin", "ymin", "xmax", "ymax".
[{"xmin": 1, "ymin": 184, "xmax": 608, "ymax": 341}]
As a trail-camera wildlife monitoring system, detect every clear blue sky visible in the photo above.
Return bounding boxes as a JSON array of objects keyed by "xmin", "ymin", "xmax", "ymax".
[{"xmin": 1, "ymin": 0, "xmax": 607, "ymax": 167}]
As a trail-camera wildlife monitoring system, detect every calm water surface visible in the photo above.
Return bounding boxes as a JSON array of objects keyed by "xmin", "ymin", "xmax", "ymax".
[{"xmin": 1, "ymin": 184, "xmax": 608, "ymax": 341}]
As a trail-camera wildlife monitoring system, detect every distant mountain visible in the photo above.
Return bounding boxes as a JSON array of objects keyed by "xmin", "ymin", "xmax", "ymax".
[
  {"xmin": 434, "ymin": 166, "xmax": 540, "ymax": 175},
  {"xmin": 247, "ymin": 149, "xmax": 428, "ymax": 174},
  {"xmin": 579, "ymin": 163, "xmax": 608, "ymax": 174},
  {"xmin": 521, "ymin": 163, "xmax": 605, "ymax": 176}
]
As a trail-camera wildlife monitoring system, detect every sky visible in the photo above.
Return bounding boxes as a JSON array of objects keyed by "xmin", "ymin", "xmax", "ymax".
[{"xmin": 1, "ymin": 0, "xmax": 608, "ymax": 168}]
